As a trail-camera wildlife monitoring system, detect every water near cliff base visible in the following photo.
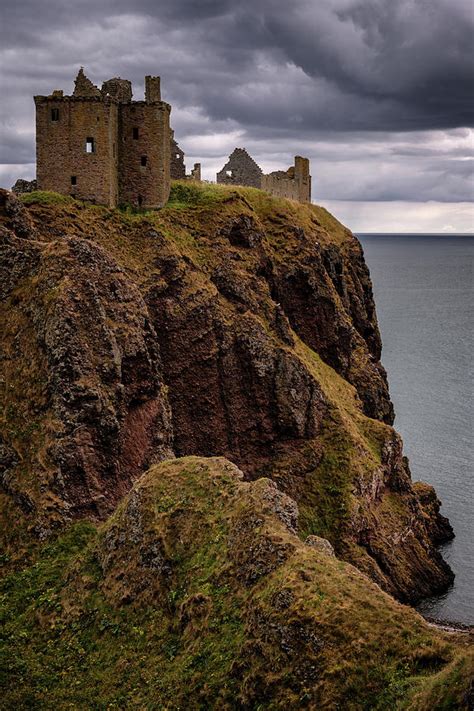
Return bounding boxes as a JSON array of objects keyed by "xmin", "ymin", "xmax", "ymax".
[{"xmin": 359, "ymin": 234, "xmax": 474, "ymax": 625}]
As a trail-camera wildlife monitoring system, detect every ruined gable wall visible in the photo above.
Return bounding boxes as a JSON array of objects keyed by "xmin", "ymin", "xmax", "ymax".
[
  {"xmin": 35, "ymin": 96, "xmax": 119, "ymax": 207},
  {"xmin": 216, "ymin": 149, "xmax": 263, "ymax": 189},
  {"xmin": 119, "ymin": 101, "xmax": 171, "ymax": 208}
]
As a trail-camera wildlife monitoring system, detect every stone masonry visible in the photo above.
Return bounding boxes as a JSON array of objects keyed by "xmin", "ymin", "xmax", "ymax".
[
  {"xmin": 11, "ymin": 179, "xmax": 37, "ymax": 195},
  {"xmin": 217, "ymin": 149, "xmax": 311, "ymax": 203},
  {"xmin": 262, "ymin": 156, "xmax": 311, "ymax": 203},
  {"xmin": 35, "ymin": 68, "xmax": 171, "ymax": 209},
  {"xmin": 170, "ymin": 130, "xmax": 186, "ymax": 179},
  {"xmin": 216, "ymin": 148, "xmax": 263, "ymax": 189},
  {"xmin": 170, "ymin": 130, "xmax": 201, "ymax": 182}
]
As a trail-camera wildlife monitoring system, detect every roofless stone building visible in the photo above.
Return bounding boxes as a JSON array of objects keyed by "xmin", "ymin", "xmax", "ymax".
[
  {"xmin": 216, "ymin": 148, "xmax": 263, "ymax": 189},
  {"xmin": 34, "ymin": 68, "xmax": 171, "ymax": 209},
  {"xmin": 217, "ymin": 148, "xmax": 311, "ymax": 203}
]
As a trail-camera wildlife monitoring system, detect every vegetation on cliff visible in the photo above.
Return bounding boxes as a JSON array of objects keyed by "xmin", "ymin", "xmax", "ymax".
[
  {"xmin": 1, "ymin": 183, "xmax": 471, "ymax": 707},
  {"xmin": 1, "ymin": 457, "xmax": 473, "ymax": 709}
]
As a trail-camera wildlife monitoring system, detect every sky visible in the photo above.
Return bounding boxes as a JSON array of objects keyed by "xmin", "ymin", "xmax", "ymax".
[{"xmin": 1, "ymin": 0, "xmax": 473, "ymax": 232}]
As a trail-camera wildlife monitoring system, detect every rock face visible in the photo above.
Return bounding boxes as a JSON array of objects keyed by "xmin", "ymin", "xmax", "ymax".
[
  {"xmin": 0, "ymin": 191, "xmax": 172, "ymax": 526},
  {"xmin": 0, "ymin": 185, "xmax": 454, "ymax": 603}
]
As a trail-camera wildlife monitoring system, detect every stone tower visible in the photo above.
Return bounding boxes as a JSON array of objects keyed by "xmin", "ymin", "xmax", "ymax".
[{"xmin": 34, "ymin": 68, "xmax": 171, "ymax": 209}]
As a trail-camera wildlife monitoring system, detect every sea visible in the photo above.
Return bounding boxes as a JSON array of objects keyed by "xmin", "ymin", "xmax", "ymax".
[{"xmin": 358, "ymin": 234, "xmax": 473, "ymax": 625}]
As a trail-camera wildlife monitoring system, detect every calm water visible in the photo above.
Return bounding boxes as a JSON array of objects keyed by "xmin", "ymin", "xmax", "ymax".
[{"xmin": 358, "ymin": 234, "xmax": 473, "ymax": 625}]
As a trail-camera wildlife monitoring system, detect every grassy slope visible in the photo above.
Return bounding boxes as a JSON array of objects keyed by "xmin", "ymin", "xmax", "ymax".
[{"xmin": 1, "ymin": 457, "xmax": 472, "ymax": 709}]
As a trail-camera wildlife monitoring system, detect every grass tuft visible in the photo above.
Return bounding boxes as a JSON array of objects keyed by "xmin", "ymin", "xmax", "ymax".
[{"xmin": 19, "ymin": 191, "xmax": 74, "ymax": 206}]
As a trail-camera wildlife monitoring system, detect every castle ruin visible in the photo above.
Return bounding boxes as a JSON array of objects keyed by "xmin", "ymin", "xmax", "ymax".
[
  {"xmin": 217, "ymin": 149, "xmax": 311, "ymax": 203},
  {"xmin": 33, "ymin": 70, "xmax": 308, "ymax": 208},
  {"xmin": 170, "ymin": 130, "xmax": 201, "ymax": 182},
  {"xmin": 170, "ymin": 130, "xmax": 186, "ymax": 180},
  {"xmin": 216, "ymin": 148, "xmax": 263, "ymax": 189},
  {"xmin": 35, "ymin": 68, "xmax": 171, "ymax": 209}
]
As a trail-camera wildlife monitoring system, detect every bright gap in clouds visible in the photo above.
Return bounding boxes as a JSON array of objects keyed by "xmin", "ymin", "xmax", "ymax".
[{"xmin": 325, "ymin": 200, "xmax": 474, "ymax": 234}]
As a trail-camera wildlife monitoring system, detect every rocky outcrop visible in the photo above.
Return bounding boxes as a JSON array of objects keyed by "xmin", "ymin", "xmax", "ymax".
[
  {"xmin": 0, "ymin": 186, "xmax": 454, "ymax": 604},
  {"xmin": 11, "ymin": 178, "xmax": 38, "ymax": 195},
  {"xmin": 1, "ymin": 194, "xmax": 172, "ymax": 524},
  {"xmin": 4, "ymin": 457, "xmax": 469, "ymax": 710},
  {"xmin": 146, "ymin": 257, "xmax": 327, "ymax": 475},
  {"xmin": 268, "ymin": 231, "xmax": 394, "ymax": 423},
  {"xmin": 413, "ymin": 480, "xmax": 455, "ymax": 544}
]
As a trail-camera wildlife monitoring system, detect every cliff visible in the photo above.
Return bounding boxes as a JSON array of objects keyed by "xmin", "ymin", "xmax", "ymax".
[{"xmin": 1, "ymin": 184, "xmax": 471, "ymax": 707}]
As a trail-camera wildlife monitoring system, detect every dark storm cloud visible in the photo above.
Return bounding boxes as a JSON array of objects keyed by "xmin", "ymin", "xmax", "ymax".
[
  {"xmin": 2, "ymin": 0, "xmax": 472, "ymax": 129},
  {"xmin": 263, "ymin": 0, "xmax": 474, "ymax": 128},
  {"xmin": 0, "ymin": 0, "xmax": 472, "ymax": 207}
]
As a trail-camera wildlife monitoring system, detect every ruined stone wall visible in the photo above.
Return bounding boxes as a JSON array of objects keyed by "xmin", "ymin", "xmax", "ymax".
[
  {"xmin": 170, "ymin": 132, "xmax": 186, "ymax": 180},
  {"xmin": 262, "ymin": 156, "xmax": 311, "ymax": 203},
  {"xmin": 170, "ymin": 131, "xmax": 202, "ymax": 182},
  {"xmin": 35, "ymin": 96, "xmax": 119, "ymax": 207},
  {"xmin": 217, "ymin": 149, "xmax": 311, "ymax": 203},
  {"xmin": 216, "ymin": 148, "xmax": 263, "ymax": 189},
  {"xmin": 11, "ymin": 178, "xmax": 37, "ymax": 194},
  {"xmin": 261, "ymin": 170, "xmax": 298, "ymax": 201},
  {"xmin": 190, "ymin": 163, "xmax": 201, "ymax": 181},
  {"xmin": 102, "ymin": 78, "xmax": 132, "ymax": 103},
  {"xmin": 119, "ymin": 101, "xmax": 171, "ymax": 209},
  {"xmin": 294, "ymin": 156, "xmax": 311, "ymax": 203}
]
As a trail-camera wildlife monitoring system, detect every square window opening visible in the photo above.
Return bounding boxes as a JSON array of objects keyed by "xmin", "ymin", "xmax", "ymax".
[
  {"xmin": 71, "ymin": 176, "xmax": 77, "ymax": 186},
  {"xmin": 85, "ymin": 137, "xmax": 95, "ymax": 153},
  {"xmin": 225, "ymin": 169, "xmax": 233, "ymax": 178},
  {"xmin": 133, "ymin": 127, "xmax": 139, "ymax": 140},
  {"xmin": 51, "ymin": 108, "xmax": 60, "ymax": 121},
  {"xmin": 141, "ymin": 156, "xmax": 147, "ymax": 166}
]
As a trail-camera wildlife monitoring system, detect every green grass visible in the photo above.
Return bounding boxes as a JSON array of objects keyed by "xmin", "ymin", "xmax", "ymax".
[
  {"xmin": 165, "ymin": 180, "xmax": 231, "ymax": 210},
  {"xmin": 0, "ymin": 459, "xmax": 472, "ymax": 709},
  {"xmin": 19, "ymin": 190, "xmax": 74, "ymax": 206}
]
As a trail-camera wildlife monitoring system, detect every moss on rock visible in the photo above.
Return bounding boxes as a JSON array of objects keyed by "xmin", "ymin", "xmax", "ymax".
[{"xmin": 1, "ymin": 457, "xmax": 472, "ymax": 709}]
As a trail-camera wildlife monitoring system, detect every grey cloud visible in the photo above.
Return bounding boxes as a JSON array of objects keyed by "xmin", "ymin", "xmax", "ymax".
[
  {"xmin": 0, "ymin": 0, "xmax": 472, "ymax": 204},
  {"xmin": 261, "ymin": 0, "xmax": 474, "ymax": 129}
]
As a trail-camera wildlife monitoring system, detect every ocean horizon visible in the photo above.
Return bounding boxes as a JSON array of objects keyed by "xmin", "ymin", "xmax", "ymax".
[{"xmin": 357, "ymin": 232, "xmax": 474, "ymax": 237}]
